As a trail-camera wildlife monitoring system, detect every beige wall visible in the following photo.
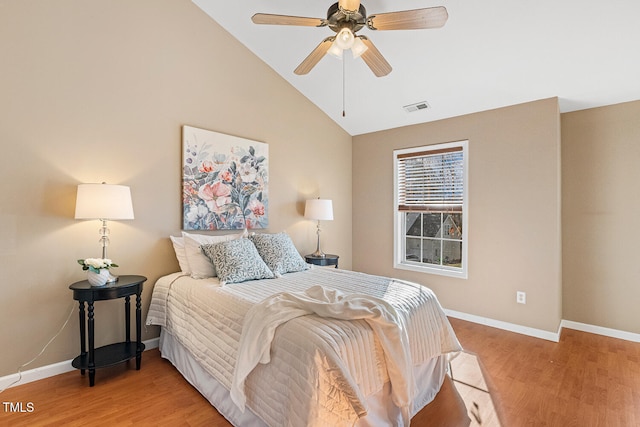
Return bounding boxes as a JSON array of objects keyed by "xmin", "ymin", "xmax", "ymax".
[
  {"xmin": 0, "ymin": 0, "xmax": 352, "ymax": 377},
  {"xmin": 353, "ymin": 98, "xmax": 563, "ymax": 333},
  {"xmin": 562, "ymin": 100, "xmax": 640, "ymax": 334}
]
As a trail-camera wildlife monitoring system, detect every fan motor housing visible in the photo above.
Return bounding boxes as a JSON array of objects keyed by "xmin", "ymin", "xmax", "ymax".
[{"xmin": 327, "ymin": 2, "xmax": 367, "ymax": 33}]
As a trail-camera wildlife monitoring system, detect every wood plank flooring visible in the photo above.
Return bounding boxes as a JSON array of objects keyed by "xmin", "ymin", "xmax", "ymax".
[
  {"xmin": 449, "ymin": 318, "xmax": 640, "ymax": 427},
  {"xmin": 1, "ymin": 318, "xmax": 639, "ymax": 426}
]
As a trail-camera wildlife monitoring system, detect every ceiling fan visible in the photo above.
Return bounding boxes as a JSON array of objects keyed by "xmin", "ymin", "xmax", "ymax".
[{"xmin": 251, "ymin": 0, "xmax": 448, "ymax": 77}]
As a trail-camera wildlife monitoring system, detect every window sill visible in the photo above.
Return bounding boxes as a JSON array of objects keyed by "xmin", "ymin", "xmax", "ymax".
[{"xmin": 394, "ymin": 262, "xmax": 467, "ymax": 279}]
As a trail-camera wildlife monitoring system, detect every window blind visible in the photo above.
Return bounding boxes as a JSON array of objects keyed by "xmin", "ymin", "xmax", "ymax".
[{"xmin": 397, "ymin": 146, "xmax": 464, "ymax": 212}]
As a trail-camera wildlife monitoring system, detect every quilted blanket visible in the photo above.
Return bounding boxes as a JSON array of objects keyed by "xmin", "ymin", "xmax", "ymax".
[{"xmin": 146, "ymin": 268, "xmax": 461, "ymax": 427}]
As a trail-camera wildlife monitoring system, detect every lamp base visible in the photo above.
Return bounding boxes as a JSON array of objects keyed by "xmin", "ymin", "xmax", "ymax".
[
  {"xmin": 107, "ymin": 272, "xmax": 119, "ymax": 283},
  {"xmin": 312, "ymin": 226, "xmax": 326, "ymax": 258},
  {"xmin": 310, "ymin": 249, "xmax": 326, "ymax": 258}
]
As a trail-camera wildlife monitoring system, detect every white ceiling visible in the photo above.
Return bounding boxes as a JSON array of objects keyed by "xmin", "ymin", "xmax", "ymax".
[{"xmin": 193, "ymin": 0, "xmax": 640, "ymax": 136}]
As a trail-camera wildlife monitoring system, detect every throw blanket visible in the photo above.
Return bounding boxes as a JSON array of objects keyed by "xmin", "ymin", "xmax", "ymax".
[{"xmin": 231, "ymin": 285, "xmax": 415, "ymax": 426}]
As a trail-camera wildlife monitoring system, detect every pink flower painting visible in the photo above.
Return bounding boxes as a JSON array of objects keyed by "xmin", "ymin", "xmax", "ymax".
[{"xmin": 182, "ymin": 126, "xmax": 269, "ymax": 230}]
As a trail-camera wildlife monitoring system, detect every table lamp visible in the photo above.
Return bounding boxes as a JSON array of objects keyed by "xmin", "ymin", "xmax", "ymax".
[
  {"xmin": 75, "ymin": 182, "xmax": 134, "ymax": 282},
  {"xmin": 304, "ymin": 198, "xmax": 333, "ymax": 257}
]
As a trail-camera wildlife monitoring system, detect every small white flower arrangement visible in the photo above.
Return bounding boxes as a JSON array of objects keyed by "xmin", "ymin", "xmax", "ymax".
[{"xmin": 77, "ymin": 258, "xmax": 119, "ymax": 273}]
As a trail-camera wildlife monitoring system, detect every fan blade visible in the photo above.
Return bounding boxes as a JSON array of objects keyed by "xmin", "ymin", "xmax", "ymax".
[
  {"xmin": 367, "ymin": 6, "xmax": 448, "ymax": 31},
  {"xmin": 359, "ymin": 36, "xmax": 392, "ymax": 77},
  {"xmin": 294, "ymin": 37, "xmax": 334, "ymax": 75},
  {"xmin": 252, "ymin": 13, "xmax": 327, "ymax": 27},
  {"xmin": 338, "ymin": 0, "xmax": 361, "ymax": 13}
]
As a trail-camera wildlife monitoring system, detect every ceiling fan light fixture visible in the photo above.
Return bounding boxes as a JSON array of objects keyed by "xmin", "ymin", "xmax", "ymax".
[
  {"xmin": 328, "ymin": 40, "xmax": 344, "ymax": 58},
  {"xmin": 252, "ymin": 2, "xmax": 448, "ymax": 77},
  {"xmin": 351, "ymin": 37, "xmax": 368, "ymax": 58},
  {"xmin": 335, "ymin": 27, "xmax": 355, "ymax": 50}
]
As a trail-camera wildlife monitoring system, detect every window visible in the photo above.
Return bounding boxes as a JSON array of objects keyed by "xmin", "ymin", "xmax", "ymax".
[{"xmin": 394, "ymin": 140, "xmax": 468, "ymax": 278}]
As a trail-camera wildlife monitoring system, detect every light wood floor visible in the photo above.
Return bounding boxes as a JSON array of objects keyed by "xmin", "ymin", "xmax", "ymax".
[
  {"xmin": 450, "ymin": 318, "xmax": 640, "ymax": 426},
  {"xmin": 1, "ymin": 318, "xmax": 639, "ymax": 426}
]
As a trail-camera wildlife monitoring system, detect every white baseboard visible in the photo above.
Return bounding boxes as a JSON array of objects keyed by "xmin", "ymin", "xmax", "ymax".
[
  {"xmin": 560, "ymin": 320, "xmax": 640, "ymax": 343},
  {"xmin": 0, "ymin": 337, "xmax": 159, "ymax": 391},
  {"xmin": 444, "ymin": 309, "xmax": 561, "ymax": 342},
  {"xmin": 445, "ymin": 309, "xmax": 640, "ymax": 344}
]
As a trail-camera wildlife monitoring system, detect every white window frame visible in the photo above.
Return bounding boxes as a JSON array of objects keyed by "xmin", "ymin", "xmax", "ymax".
[{"xmin": 393, "ymin": 140, "xmax": 469, "ymax": 279}]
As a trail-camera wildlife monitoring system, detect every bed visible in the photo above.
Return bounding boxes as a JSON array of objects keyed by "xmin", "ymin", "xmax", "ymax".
[{"xmin": 146, "ymin": 232, "xmax": 461, "ymax": 427}]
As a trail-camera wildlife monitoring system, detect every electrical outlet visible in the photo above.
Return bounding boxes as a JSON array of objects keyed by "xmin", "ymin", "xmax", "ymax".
[{"xmin": 516, "ymin": 291, "xmax": 526, "ymax": 304}]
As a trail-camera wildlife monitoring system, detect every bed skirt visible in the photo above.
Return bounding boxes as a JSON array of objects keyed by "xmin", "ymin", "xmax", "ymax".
[{"xmin": 159, "ymin": 329, "xmax": 448, "ymax": 426}]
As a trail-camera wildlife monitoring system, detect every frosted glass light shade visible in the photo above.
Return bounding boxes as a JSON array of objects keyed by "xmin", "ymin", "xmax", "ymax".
[
  {"xmin": 328, "ymin": 40, "xmax": 344, "ymax": 59},
  {"xmin": 304, "ymin": 199, "xmax": 334, "ymax": 221},
  {"xmin": 75, "ymin": 183, "xmax": 134, "ymax": 220},
  {"xmin": 335, "ymin": 28, "xmax": 355, "ymax": 50},
  {"xmin": 351, "ymin": 37, "xmax": 368, "ymax": 58}
]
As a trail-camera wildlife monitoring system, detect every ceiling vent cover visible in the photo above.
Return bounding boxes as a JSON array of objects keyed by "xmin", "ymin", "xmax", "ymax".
[{"xmin": 403, "ymin": 101, "xmax": 430, "ymax": 113}]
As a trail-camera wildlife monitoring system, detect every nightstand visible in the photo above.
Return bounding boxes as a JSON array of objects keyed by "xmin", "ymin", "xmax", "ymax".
[
  {"xmin": 305, "ymin": 254, "xmax": 339, "ymax": 268},
  {"xmin": 69, "ymin": 275, "xmax": 146, "ymax": 386}
]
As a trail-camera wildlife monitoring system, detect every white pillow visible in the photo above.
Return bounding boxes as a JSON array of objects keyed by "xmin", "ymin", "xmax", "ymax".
[
  {"xmin": 182, "ymin": 230, "xmax": 245, "ymax": 279},
  {"xmin": 169, "ymin": 236, "xmax": 191, "ymax": 274}
]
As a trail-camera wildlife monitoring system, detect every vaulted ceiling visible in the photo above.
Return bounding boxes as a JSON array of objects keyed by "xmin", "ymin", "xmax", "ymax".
[{"xmin": 193, "ymin": 0, "xmax": 640, "ymax": 136}]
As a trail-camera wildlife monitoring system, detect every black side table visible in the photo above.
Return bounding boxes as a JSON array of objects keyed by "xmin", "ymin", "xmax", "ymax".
[
  {"xmin": 305, "ymin": 254, "xmax": 339, "ymax": 268},
  {"xmin": 69, "ymin": 275, "xmax": 146, "ymax": 386}
]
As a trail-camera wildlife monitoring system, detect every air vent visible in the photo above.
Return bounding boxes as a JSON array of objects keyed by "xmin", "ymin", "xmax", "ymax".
[{"xmin": 402, "ymin": 101, "xmax": 431, "ymax": 113}]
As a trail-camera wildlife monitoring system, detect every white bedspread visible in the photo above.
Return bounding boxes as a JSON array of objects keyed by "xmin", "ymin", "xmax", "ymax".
[{"xmin": 146, "ymin": 268, "xmax": 461, "ymax": 427}]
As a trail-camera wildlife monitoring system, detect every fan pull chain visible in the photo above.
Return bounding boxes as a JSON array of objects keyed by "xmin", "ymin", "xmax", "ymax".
[{"xmin": 342, "ymin": 55, "xmax": 346, "ymax": 117}]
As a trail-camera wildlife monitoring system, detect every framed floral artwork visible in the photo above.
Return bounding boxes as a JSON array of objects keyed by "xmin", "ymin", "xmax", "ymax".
[{"xmin": 182, "ymin": 126, "xmax": 268, "ymax": 230}]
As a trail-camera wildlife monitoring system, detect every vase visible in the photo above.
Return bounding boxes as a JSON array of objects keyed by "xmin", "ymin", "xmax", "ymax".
[{"xmin": 87, "ymin": 269, "xmax": 110, "ymax": 287}]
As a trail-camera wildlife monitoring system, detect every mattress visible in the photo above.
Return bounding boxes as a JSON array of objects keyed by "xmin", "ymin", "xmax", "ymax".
[{"xmin": 146, "ymin": 268, "xmax": 461, "ymax": 426}]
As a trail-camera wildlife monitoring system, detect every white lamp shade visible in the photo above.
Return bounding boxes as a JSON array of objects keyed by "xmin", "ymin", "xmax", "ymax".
[
  {"xmin": 304, "ymin": 199, "xmax": 334, "ymax": 221},
  {"xmin": 75, "ymin": 183, "xmax": 134, "ymax": 220}
]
